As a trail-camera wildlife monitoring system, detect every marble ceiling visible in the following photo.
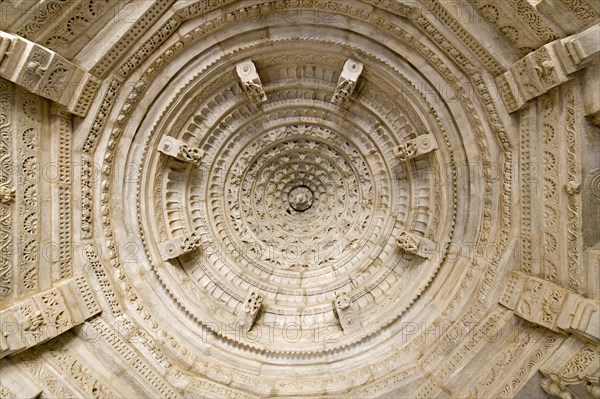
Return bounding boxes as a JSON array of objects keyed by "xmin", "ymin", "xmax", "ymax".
[{"xmin": 0, "ymin": 1, "xmax": 599, "ymax": 398}]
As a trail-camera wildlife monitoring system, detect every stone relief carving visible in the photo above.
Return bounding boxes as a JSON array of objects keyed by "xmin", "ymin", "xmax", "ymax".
[
  {"xmin": 498, "ymin": 23, "xmax": 600, "ymax": 112},
  {"xmin": 235, "ymin": 59, "xmax": 267, "ymax": 103},
  {"xmin": 540, "ymin": 336, "xmax": 600, "ymax": 399},
  {"xmin": 158, "ymin": 136, "xmax": 204, "ymax": 165},
  {"xmin": 333, "ymin": 292, "xmax": 361, "ymax": 333},
  {"xmin": 236, "ymin": 291, "xmax": 263, "ymax": 333},
  {"xmin": 0, "ymin": 1, "xmax": 597, "ymax": 398},
  {"xmin": 331, "ymin": 58, "xmax": 363, "ymax": 106},
  {"xmin": 158, "ymin": 233, "xmax": 202, "ymax": 261},
  {"xmin": 396, "ymin": 231, "xmax": 435, "ymax": 259},
  {"xmin": 500, "ymin": 272, "xmax": 600, "ymax": 341},
  {"xmin": 0, "ymin": 275, "xmax": 100, "ymax": 359},
  {"xmin": 0, "ymin": 30, "xmax": 98, "ymax": 117},
  {"xmin": 394, "ymin": 133, "xmax": 438, "ymax": 162}
]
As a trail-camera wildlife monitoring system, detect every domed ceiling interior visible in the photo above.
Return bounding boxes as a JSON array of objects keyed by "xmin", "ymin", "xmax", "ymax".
[{"xmin": 0, "ymin": 1, "xmax": 599, "ymax": 398}]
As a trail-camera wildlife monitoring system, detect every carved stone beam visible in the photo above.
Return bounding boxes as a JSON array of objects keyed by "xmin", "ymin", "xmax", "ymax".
[
  {"xmin": 235, "ymin": 59, "xmax": 267, "ymax": 103},
  {"xmin": 0, "ymin": 30, "xmax": 99, "ymax": 117},
  {"xmin": 396, "ymin": 231, "xmax": 435, "ymax": 259},
  {"xmin": 498, "ymin": 23, "xmax": 600, "ymax": 113},
  {"xmin": 0, "ymin": 275, "xmax": 101, "ymax": 359},
  {"xmin": 0, "ymin": 360, "xmax": 44, "ymax": 399},
  {"xmin": 157, "ymin": 233, "xmax": 201, "ymax": 261},
  {"xmin": 236, "ymin": 291, "xmax": 263, "ymax": 332},
  {"xmin": 539, "ymin": 336, "xmax": 599, "ymax": 399},
  {"xmin": 394, "ymin": 133, "xmax": 438, "ymax": 162},
  {"xmin": 331, "ymin": 58, "xmax": 363, "ymax": 106},
  {"xmin": 333, "ymin": 291, "xmax": 361, "ymax": 333},
  {"xmin": 500, "ymin": 272, "xmax": 600, "ymax": 342},
  {"xmin": 158, "ymin": 136, "xmax": 204, "ymax": 165}
]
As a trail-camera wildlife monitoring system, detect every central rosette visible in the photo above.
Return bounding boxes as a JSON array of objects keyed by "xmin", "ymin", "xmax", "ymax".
[
  {"xmin": 206, "ymin": 123, "xmax": 394, "ymax": 272},
  {"xmin": 288, "ymin": 186, "xmax": 313, "ymax": 212}
]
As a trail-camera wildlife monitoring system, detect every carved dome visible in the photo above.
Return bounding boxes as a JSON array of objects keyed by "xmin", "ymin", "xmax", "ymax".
[{"xmin": 0, "ymin": 1, "xmax": 598, "ymax": 398}]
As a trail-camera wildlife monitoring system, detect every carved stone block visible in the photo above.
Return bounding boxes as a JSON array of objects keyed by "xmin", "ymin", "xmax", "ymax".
[
  {"xmin": 237, "ymin": 291, "xmax": 263, "ymax": 333},
  {"xmin": 333, "ymin": 291, "xmax": 361, "ymax": 333},
  {"xmin": 394, "ymin": 134, "xmax": 438, "ymax": 162},
  {"xmin": 500, "ymin": 272, "xmax": 600, "ymax": 341},
  {"xmin": 158, "ymin": 233, "xmax": 202, "ymax": 261},
  {"xmin": 396, "ymin": 231, "xmax": 435, "ymax": 259},
  {"xmin": 158, "ymin": 136, "xmax": 204, "ymax": 165},
  {"xmin": 332, "ymin": 58, "xmax": 363, "ymax": 106},
  {"xmin": 0, "ymin": 275, "xmax": 100, "ymax": 359},
  {"xmin": 235, "ymin": 59, "xmax": 267, "ymax": 103},
  {"xmin": 498, "ymin": 23, "xmax": 600, "ymax": 112},
  {"xmin": 0, "ymin": 30, "xmax": 99, "ymax": 117},
  {"xmin": 540, "ymin": 336, "xmax": 600, "ymax": 399}
]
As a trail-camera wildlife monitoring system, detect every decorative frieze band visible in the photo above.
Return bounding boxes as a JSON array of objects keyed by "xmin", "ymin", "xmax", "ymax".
[
  {"xmin": 0, "ymin": 275, "xmax": 101, "ymax": 359},
  {"xmin": 235, "ymin": 59, "xmax": 267, "ymax": 103},
  {"xmin": 331, "ymin": 58, "xmax": 363, "ymax": 106},
  {"xmin": 394, "ymin": 133, "xmax": 438, "ymax": 162},
  {"xmin": 158, "ymin": 136, "xmax": 204, "ymax": 165},
  {"xmin": 0, "ymin": 30, "xmax": 99, "ymax": 117},
  {"xmin": 498, "ymin": 23, "xmax": 600, "ymax": 113},
  {"xmin": 500, "ymin": 272, "xmax": 599, "ymax": 342}
]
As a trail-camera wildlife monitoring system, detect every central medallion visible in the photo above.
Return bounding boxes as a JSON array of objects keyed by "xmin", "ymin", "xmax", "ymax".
[{"xmin": 288, "ymin": 186, "xmax": 313, "ymax": 211}]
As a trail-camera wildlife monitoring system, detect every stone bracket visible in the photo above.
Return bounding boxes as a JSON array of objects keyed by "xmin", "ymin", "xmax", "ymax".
[
  {"xmin": 0, "ymin": 30, "xmax": 100, "ymax": 117},
  {"xmin": 333, "ymin": 291, "xmax": 361, "ymax": 333},
  {"xmin": 332, "ymin": 58, "xmax": 363, "ymax": 106},
  {"xmin": 396, "ymin": 231, "xmax": 435, "ymax": 259},
  {"xmin": 500, "ymin": 272, "xmax": 599, "ymax": 342},
  {"xmin": 158, "ymin": 233, "xmax": 201, "ymax": 261},
  {"xmin": 497, "ymin": 23, "xmax": 600, "ymax": 113},
  {"xmin": 158, "ymin": 136, "xmax": 204, "ymax": 165},
  {"xmin": 235, "ymin": 59, "xmax": 267, "ymax": 103},
  {"xmin": 394, "ymin": 133, "xmax": 438, "ymax": 162},
  {"xmin": 0, "ymin": 275, "xmax": 101, "ymax": 359},
  {"xmin": 539, "ymin": 336, "xmax": 600, "ymax": 399},
  {"xmin": 236, "ymin": 291, "xmax": 263, "ymax": 333}
]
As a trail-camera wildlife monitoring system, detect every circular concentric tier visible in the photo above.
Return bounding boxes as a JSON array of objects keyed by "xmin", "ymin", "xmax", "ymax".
[
  {"xmin": 130, "ymin": 41, "xmax": 459, "ymax": 354},
  {"xmin": 102, "ymin": 6, "xmax": 505, "ymax": 394}
]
